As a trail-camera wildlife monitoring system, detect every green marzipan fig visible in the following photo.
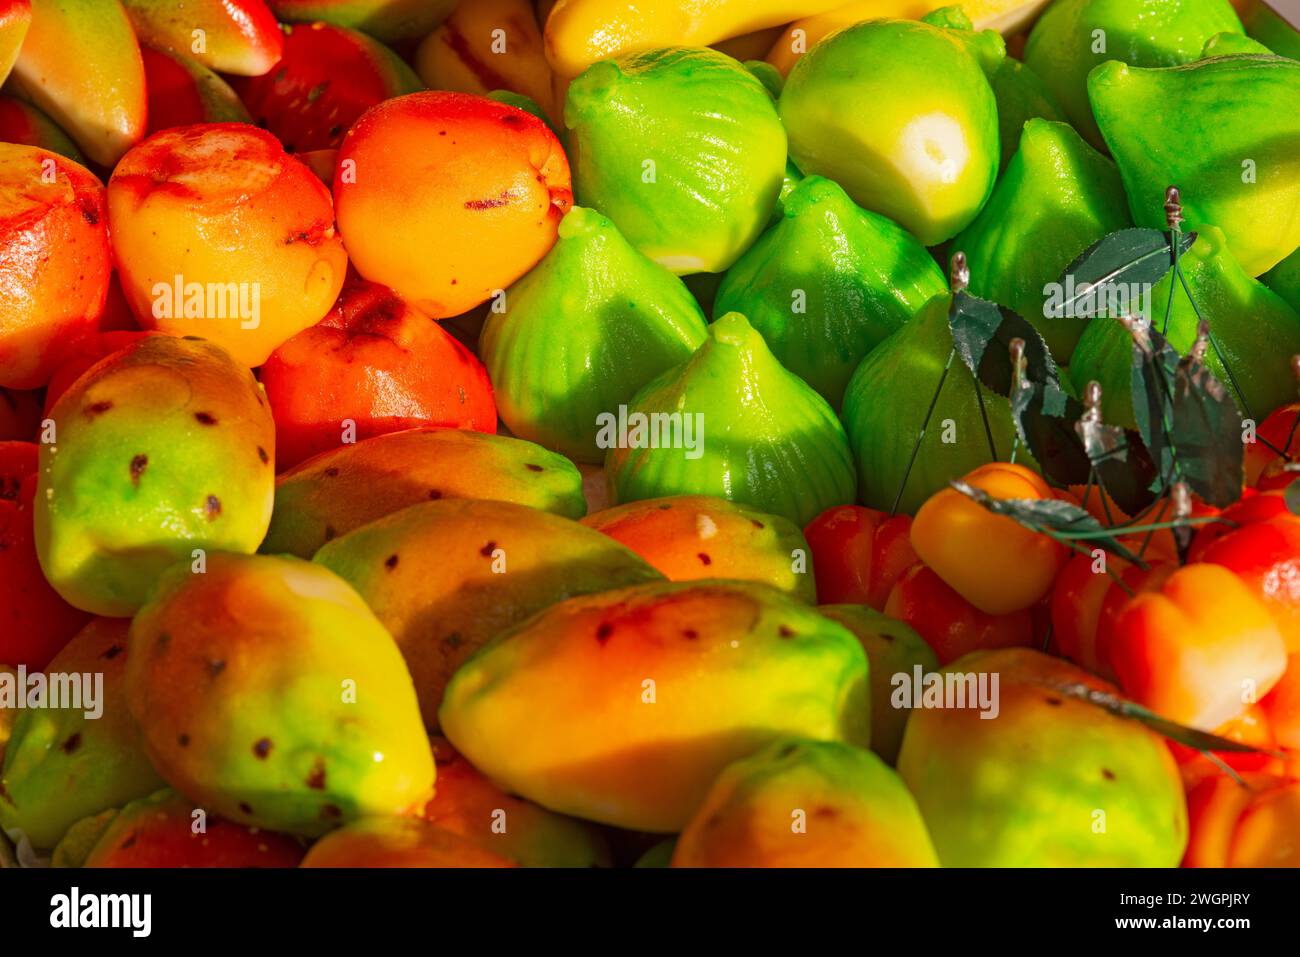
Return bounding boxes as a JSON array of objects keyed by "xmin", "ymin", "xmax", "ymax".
[
  {"xmin": 605, "ymin": 311, "xmax": 856, "ymax": 528},
  {"xmin": 0, "ymin": 619, "xmax": 165, "ymax": 850},
  {"xmin": 1262, "ymin": 246, "xmax": 1300, "ymax": 315},
  {"xmin": 840, "ymin": 294, "xmax": 1026, "ymax": 516},
  {"xmin": 779, "ymin": 18, "xmax": 999, "ymax": 246},
  {"xmin": 565, "ymin": 47, "xmax": 786, "ymax": 275},
  {"xmin": 481, "ymin": 206, "xmax": 708, "ymax": 464},
  {"xmin": 714, "ymin": 175, "xmax": 947, "ymax": 410},
  {"xmin": 1024, "ymin": 0, "xmax": 1244, "ymax": 149},
  {"xmin": 1070, "ymin": 225, "xmax": 1300, "ymax": 428},
  {"xmin": 126, "ymin": 553, "xmax": 434, "ymax": 837},
  {"xmin": 951, "ymin": 118, "xmax": 1132, "ymax": 363},
  {"xmin": 1202, "ymin": 31, "xmax": 1273, "ymax": 57},
  {"xmin": 35, "ymin": 335, "xmax": 275, "ymax": 617},
  {"xmin": 989, "ymin": 56, "xmax": 1067, "ymax": 172},
  {"xmin": 1088, "ymin": 53, "xmax": 1300, "ymax": 277},
  {"xmin": 817, "ymin": 605, "xmax": 939, "ymax": 766},
  {"xmin": 897, "ymin": 649, "xmax": 1188, "ymax": 866}
]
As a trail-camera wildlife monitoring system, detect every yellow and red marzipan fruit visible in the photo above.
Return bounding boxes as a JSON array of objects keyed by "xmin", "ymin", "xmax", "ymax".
[
  {"xmin": 0, "ymin": 144, "xmax": 111, "ymax": 390},
  {"xmin": 333, "ymin": 91, "xmax": 571, "ymax": 319},
  {"xmin": 107, "ymin": 123, "xmax": 348, "ymax": 367},
  {"xmin": 260, "ymin": 277, "xmax": 496, "ymax": 471}
]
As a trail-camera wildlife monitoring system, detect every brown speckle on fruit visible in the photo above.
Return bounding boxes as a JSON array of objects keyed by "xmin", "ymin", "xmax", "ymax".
[
  {"xmin": 778, "ymin": 626, "xmax": 795, "ymax": 638},
  {"xmin": 698, "ymin": 553, "xmax": 712, "ymax": 566},
  {"xmin": 1044, "ymin": 697, "xmax": 1063, "ymax": 707},
  {"xmin": 130, "ymin": 454, "xmax": 148, "ymax": 486},
  {"xmin": 61, "ymin": 733, "xmax": 81, "ymax": 754},
  {"xmin": 194, "ymin": 412, "xmax": 217, "ymax": 425},
  {"xmin": 324, "ymin": 467, "xmax": 339, "ymax": 478},
  {"xmin": 596, "ymin": 622, "xmax": 613, "ymax": 644},
  {"xmin": 207, "ymin": 659, "xmax": 226, "ymax": 677},
  {"xmin": 480, "ymin": 540, "xmax": 496, "ymax": 557},
  {"xmin": 253, "ymin": 738, "xmax": 272, "ymax": 759},
  {"xmin": 178, "ymin": 734, "xmax": 190, "ymax": 747},
  {"xmin": 385, "ymin": 553, "xmax": 399, "ymax": 570},
  {"xmin": 1102, "ymin": 768, "xmax": 1116, "ymax": 781},
  {"xmin": 526, "ymin": 463, "xmax": 543, "ymax": 472},
  {"xmin": 240, "ymin": 802, "xmax": 254, "ymax": 815},
  {"xmin": 257, "ymin": 446, "xmax": 269, "ymax": 464},
  {"xmin": 101, "ymin": 644, "xmax": 124, "ymax": 660},
  {"xmin": 85, "ymin": 400, "xmax": 113, "ymax": 418},
  {"xmin": 307, "ymin": 761, "xmax": 327, "ymax": 790},
  {"xmin": 205, "ymin": 494, "xmax": 222, "ymax": 519}
]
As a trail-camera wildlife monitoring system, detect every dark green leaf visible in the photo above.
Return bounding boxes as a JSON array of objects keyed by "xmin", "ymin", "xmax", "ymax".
[
  {"xmin": 1169, "ymin": 351, "xmax": 1244, "ymax": 508},
  {"xmin": 1047, "ymin": 681, "xmax": 1281, "ymax": 755},
  {"xmin": 950, "ymin": 481, "xmax": 1146, "ymax": 564},
  {"xmin": 1127, "ymin": 320, "xmax": 1181, "ymax": 485},
  {"xmin": 1094, "ymin": 432, "xmax": 1160, "ymax": 516},
  {"xmin": 948, "ymin": 292, "xmax": 1091, "ymax": 484},
  {"xmin": 1053, "ymin": 227, "xmax": 1197, "ymax": 318}
]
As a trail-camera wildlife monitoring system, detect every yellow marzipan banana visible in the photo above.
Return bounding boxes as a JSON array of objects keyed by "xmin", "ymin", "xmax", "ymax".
[
  {"xmin": 766, "ymin": 0, "xmax": 1052, "ymax": 75},
  {"xmin": 543, "ymin": 0, "xmax": 847, "ymax": 78}
]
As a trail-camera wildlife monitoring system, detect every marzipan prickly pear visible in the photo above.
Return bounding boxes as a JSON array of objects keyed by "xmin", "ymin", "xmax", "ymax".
[
  {"xmin": 440, "ymin": 579, "xmax": 870, "ymax": 831},
  {"xmin": 36, "ymin": 335, "xmax": 275, "ymax": 616},
  {"xmin": 314, "ymin": 498, "xmax": 663, "ymax": 727},
  {"xmin": 261, "ymin": 427, "xmax": 587, "ymax": 559},
  {"xmin": 672, "ymin": 737, "xmax": 938, "ymax": 867},
  {"xmin": 0, "ymin": 619, "xmax": 165, "ymax": 851},
  {"xmin": 897, "ymin": 648, "xmax": 1188, "ymax": 866},
  {"xmin": 126, "ymin": 553, "xmax": 434, "ymax": 837},
  {"xmin": 580, "ymin": 494, "xmax": 816, "ymax": 602}
]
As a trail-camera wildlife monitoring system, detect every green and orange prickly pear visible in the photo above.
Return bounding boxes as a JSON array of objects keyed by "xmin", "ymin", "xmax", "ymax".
[
  {"xmin": 951, "ymin": 118, "xmax": 1131, "ymax": 361},
  {"xmin": 261, "ymin": 427, "xmax": 587, "ymax": 559},
  {"xmin": 897, "ymin": 648, "xmax": 1188, "ymax": 866},
  {"xmin": 1262, "ymin": 246, "xmax": 1300, "ymax": 315},
  {"xmin": 605, "ymin": 312, "xmax": 857, "ymax": 527},
  {"xmin": 480, "ymin": 206, "xmax": 707, "ymax": 463},
  {"xmin": 300, "ymin": 816, "xmax": 515, "ymax": 867},
  {"xmin": 422, "ymin": 736, "xmax": 611, "ymax": 867},
  {"xmin": 818, "ymin": 605, "xmax": 940, "ymax": 765},
  {"xmin": 440, "ymin": 579, "xmax": 870, "ymax": 832},
  {"xmin": 672, "ymin": 737, "xmax": 938, "ymax": 867},
  {"xmin": 714, "ymin": 175, "xmax": 947, "ymax": 409},
  {"xmin": 126, "ymin": 553, "xmax": 434, "ymax": 838},
  {"xmin": 0, "ymin": 619, "xmax": 165, "ymax": 851},
  {"xmin": 314, "ymin": 498, "xmax": 662, "ymax": 727},
  {"xmin": 36, "ymin": 336, "xmax": 275, "ymax": 616},
  {"xmin": 580, "ymin": 495, "xmax": 815, "ymax": 602},
  {"xmin": 75, "ymin": 789, "xmax": 306, "ymax": 867},
  {"xmin": 1088, "ymin": 52, "xmax": 1300, "ymax": 276}
]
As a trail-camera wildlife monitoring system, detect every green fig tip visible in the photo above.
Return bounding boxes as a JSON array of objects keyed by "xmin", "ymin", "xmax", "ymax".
[{"xmin": 710, "ymin": 311, "xmax": 757, "ymax": 346}]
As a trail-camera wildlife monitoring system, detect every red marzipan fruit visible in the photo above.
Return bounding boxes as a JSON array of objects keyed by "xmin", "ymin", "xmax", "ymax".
[{"xmin": 260, "ymin": 277, "xmax": 497, "ymax": 471}]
